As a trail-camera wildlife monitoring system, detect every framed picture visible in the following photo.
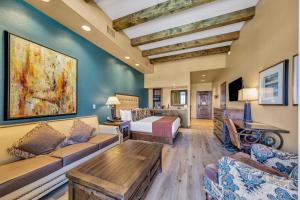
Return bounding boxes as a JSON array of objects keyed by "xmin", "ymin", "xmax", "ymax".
[
  {"xmin": 293, "ymin": 54, "xmax": 298, "ymax": 105},
  {"xmin": 4, "ymin": 31, "xmax": 77, "ymax": 120},
  {"xmin": 258, "ymin": 60, "xmax": 288, "ymax": 105}
]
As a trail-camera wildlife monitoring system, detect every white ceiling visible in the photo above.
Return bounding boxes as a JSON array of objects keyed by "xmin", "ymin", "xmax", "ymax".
[
  {"xmin": 191, "ymin": 69, "xmax": 225, "ymax": 84},
  {"xmin": 96, "ymin": 0, "xmax": 259, "ymax": 60}
]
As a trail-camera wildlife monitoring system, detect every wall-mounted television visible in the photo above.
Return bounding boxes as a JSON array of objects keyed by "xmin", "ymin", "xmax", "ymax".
[{"xmin": 229, "ymin": 77, "xmax": 243, "ymax": 101}]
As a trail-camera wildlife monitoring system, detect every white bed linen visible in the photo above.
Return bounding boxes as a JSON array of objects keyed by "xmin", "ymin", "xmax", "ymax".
[{"xmin": 130, "ymin": 116, "xmax": 180, "ymax": 138}]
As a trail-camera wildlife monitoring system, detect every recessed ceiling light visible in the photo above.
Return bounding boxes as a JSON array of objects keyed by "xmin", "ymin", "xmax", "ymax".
[
  {"xmin": 81, "ymin": 25, "xmax": 91, "ymax": 32},
  {"xmin": 124, "ymin": 56, "xmax": 130, "ymax": 60},
  {"xmin": 201, "ymin": 80, "xmax": 205, "ymax": 82},
  {"xmin": 135, "ymin": 63, "xmax": 140, "ymax": 66},
  {"xmin": 202, "ymin": 74, "xmax": 206, "ymax": 77},
  {"xmin": 41, "ymin": 0, "xmax": 50, "ymax": 2}
]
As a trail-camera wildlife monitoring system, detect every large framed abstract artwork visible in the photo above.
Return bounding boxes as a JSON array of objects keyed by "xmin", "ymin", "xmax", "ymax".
[
  {"xmin": 4, "ymin": 31, "xmax": 77, "ymax": 120},
  {"xmin": 258, "ymin": 60, "xmax": 288, "ymax": 105}
]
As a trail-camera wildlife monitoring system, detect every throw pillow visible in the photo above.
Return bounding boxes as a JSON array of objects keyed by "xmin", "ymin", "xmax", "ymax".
[
  {"xmin": 67, "ymin": 119, "xmax": 95, "ymax": 144},
  {"xmin": 131, "ymin": 109, "xmax": 138, "ymax": 121},
  {"xmin": 136, "ymin": 109, "xmax": 145, "ymax": 120},
  {"xmin": 7, "ymin": 147, "xmax": 36, "ymax": 159},
  {"xmin": 8, "ymin": 122, "xmax": 66, "ymax": 159},
  {"xmin": 144, "ymin": 108, "xmax": 151, "ymax": 117}
]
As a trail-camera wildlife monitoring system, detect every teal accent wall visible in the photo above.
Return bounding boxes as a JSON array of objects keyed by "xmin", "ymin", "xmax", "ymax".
[{"xmin": 0, "ymin": 0, "xmax": 147, "ymax": 124}]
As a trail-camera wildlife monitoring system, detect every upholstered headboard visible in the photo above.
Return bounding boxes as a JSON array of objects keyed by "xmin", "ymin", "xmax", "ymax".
[{"xmin": 115, "ymin": 93, "xmax": 139, "ymax": 117}]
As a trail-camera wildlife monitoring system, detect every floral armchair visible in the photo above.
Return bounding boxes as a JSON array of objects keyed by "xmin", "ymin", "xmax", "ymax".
[{"xmin": 204, "ymin": 144, "xmax": 298, "ymax": 200}]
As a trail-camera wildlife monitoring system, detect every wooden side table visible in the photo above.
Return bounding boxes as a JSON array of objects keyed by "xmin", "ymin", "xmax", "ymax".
[{"xmin": 102, "ymin": 120, "xmax": 131, "ymax": 142}]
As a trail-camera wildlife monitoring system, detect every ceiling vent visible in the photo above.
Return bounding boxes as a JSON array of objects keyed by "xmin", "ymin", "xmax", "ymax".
[{"xmin": 107, "ymin": 25, "xmax": 115, "ymax": 38}]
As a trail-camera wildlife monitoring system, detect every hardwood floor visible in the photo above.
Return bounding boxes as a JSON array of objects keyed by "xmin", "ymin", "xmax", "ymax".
[{"xmin": 42, "ymin": 119, "xmax": 228, "ymax": 200}]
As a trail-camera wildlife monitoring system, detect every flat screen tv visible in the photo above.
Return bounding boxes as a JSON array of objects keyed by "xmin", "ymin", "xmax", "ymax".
[{"xmin": 229, "ymin": 77, "xmax": 243, "ymax": 101}]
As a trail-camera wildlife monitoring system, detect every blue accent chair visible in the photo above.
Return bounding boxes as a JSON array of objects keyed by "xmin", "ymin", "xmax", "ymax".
[{"xmin": 204, "ymin": 144, "xmax": 298, "ymax": 200}]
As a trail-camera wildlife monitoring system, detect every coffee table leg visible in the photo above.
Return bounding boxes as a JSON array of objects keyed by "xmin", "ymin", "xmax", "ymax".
[
  {"xmin": 68, "ymin": 181, "xmax": 74, "ymax": 200},
  {"xmin": 159, "ymin": 153, "xmax": 162, "ymax": 173}
]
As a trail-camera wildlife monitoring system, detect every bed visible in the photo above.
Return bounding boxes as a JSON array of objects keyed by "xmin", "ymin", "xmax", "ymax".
[{"xmin": 115, "ymin": 93, "xmax": 181, "ymax": 144}]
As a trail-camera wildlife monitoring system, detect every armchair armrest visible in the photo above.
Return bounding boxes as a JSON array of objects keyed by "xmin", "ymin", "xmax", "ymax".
[
  {"xmin": 216, "ymin": 157, "xmax": 298, "ymax": 199},
  {"xmin": 251, "ymin": 144, "xmax": 298, "ymax": 175}
]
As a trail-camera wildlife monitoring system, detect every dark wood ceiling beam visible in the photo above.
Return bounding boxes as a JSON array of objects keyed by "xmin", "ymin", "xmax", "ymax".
[
  {"xmin": 132, "ymin": 7, "xmax": 255, "ymax": 46},
  {"xmin": 113, "ymin": 0, "xmax": 216, "ymax": 31},
  {"xmin": 150, "ymin": 46, "xmax": 230, "ymax": 64},
  {"xmin": 142, "ymin": 31, "xmax": 239, "ymax": 57}
]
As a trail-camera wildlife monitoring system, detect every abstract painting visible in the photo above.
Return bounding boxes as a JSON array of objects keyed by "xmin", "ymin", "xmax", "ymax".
[
  {"xmin": 5, "ymin": 31, "xmax": 77, "ymax": 120},
  {"xmin": 258, "ymin": 60, "xmax": 288, "ymax": 105}
]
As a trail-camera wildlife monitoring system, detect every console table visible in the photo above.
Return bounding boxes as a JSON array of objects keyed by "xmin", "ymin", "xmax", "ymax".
[
  {"xmin": 213, "ymin": 108, "xmax": 243, "ymax": 144},
  {"xmin": 233, "ymin": 120, "xmax": 289, "ymax": 149}
]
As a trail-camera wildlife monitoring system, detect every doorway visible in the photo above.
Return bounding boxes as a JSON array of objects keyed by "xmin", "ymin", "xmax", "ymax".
[{"xmin": 196, "ymin": 91, "xmax": 212, "ymax": 119}]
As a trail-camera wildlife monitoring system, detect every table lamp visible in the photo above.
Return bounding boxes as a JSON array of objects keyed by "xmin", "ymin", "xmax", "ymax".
[
  {"xmin": 238, "ymin": 88, "xmax": 258, "ymax": 123},
  {"xmin": 105, "ymin": 96, "xmax": 120, "ymax": 119}
]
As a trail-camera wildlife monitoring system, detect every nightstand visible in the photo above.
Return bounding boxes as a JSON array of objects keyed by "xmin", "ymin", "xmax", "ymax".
[{"xmin": 102, "ymin": 121, "xmax": 131, "ymax": 142}]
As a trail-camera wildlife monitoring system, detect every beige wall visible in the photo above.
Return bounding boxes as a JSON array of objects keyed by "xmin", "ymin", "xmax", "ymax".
[
  {"xmin": 144, "ymin": 54, "xmax": 226, "ymax": 88},
  {"xmin": 213, "ymin": 0, "xmax": 298, "ymax": 153},
  {"xmin": 191, "ymin": 83, "xmax": 213, "ymax": 118}
]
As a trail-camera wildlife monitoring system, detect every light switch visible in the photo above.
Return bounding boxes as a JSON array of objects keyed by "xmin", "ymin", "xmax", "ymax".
[{"xmin": 92, "ymin": 104, "xmax": 96, "ymax": 110}]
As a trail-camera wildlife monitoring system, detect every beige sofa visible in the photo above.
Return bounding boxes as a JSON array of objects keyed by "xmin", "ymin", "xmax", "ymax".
[{"xmin": 0, "ymin": 115, "xmax": 121, "ymax": 200}]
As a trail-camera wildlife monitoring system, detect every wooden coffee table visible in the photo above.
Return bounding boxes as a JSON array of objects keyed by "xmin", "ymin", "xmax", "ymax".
[{"xmin": 67, "ymin": 140, "xmax": 163, "ymax": 200}]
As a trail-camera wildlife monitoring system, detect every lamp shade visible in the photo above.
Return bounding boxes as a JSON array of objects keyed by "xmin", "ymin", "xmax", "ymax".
[
  {"xmin": 238, "ymin": 88, "xmax": 258, "ymax": 101},
  {"xmin": 105, "ymin": 96, "xmax": 120, "ymax": 105}
]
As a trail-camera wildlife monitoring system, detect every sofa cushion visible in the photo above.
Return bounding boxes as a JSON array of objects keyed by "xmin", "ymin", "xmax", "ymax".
[
  {"xmin": 0, "ymin": 155, "xmax": 62, "ymax": 198},
  {"xmin": 8, "ymin": 122, "xmax": 66, "ymax": 159},
  {"xmin": 67, "ymin": 119, "xmax": 95, "ymax": 144},
  {"xmin": 88, "ymin": 134, "xmax": 119, "ymax": 149},
  {"xmin": 50, "ymin": 143, "xmax": 98, "ymax": 166}
]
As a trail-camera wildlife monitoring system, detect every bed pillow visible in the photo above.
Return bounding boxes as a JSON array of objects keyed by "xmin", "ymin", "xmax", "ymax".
[
  {"xmin": 144, "ymin": 108, "xmax": 151, "ymax": 117},
  {"xmin": 8, "ymin": 122, "xmax": 66, "ymax": 159},
  {"xmin": 131, "ymin": 108, "xmax": 144, "ymax": 121},
  {"xmin": 131, "ymin": 109, "xmax": 138, "ymax": 121},
  {"xmin": 67, "ymin": 119, "xmax": 95, "ymax": 144},
  {"xmin": 125, "ymin": 110, "xmax": 132, "ymax": 121},
  {"xmin": 120, "ymin": 110, "xmax": 127, "ymax": 121}
]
